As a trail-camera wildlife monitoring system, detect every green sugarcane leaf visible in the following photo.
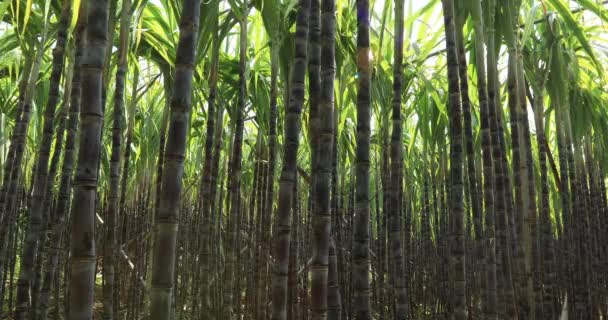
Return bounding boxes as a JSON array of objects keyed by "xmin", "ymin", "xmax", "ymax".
[
  {"xmin": 546, "ymin": 0, "xmax": 603, "ymax": 77},
  {"xmin": 522, "ymin": 3, "xmax": 539, "ymax": 44},
  {"xmin": 22, "ymin": 0, "xmax": 33, "ymax": 34},
  {"xmin": 574, "ymin": 0, "xmax": 608, "ymax": 23},
  {"xmin": 0, "ymin": 0, "xmax": 10, "ymax": 20}
]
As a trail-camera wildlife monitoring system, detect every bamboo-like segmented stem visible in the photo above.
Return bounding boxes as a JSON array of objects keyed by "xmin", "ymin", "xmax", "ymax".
[
  {"xmin": 535, "ymin": 91, "xmax": 557, "ymax": 320},
  {"xmin": 68, "ymin": 0, "xmax": 109, "ymax": 318},
  {"xmin": 37, "ymin": 9, "xmax": 85, "ymax": 318},
  {"xmin": 0, "ymin": 57, "xmax": 30, "ymax": 313},
  {"xmin": 441, "ymin": 0, "xmax": 466, "ymax": 318},
  {"xmin": 485, "ymin": 0, "xmax": 517, "ymax": 316},
  {"xmin": 0, "ymin": 56, "xmax": 30, "ymax": 229},
  {"xmin": 258, "ymin": 42, "xmax": 278, "ymax": 320},
  {"xmin": 35, "ymin": 38, "xmax": 73, "ymax": 320},
  {"xmin": 454, "ymin": 9, "xmax": 481, "ymax": 314},
  {"xmin": 148, "ymin": 1, "xmax": 201, "ymax": 319},
  {"xmin": 310, "ymin": 0, "xmax": 336, "ymax": 317},
  {"xmin": 469, "ymin": 0, "xmax": 499, "ymax": 317},
  {"xmin": 197, "ymin": 8, "xmax": 219, "ymax": 316},
  {"xmin": 103, "ymin": 0, "xmax": 132, "ymax": 319},
  {"xmin": 270, "ymin": 0, "xmax": 310, "ymax": 317},
  {"xmin": 353, "ymin": 0, "xmax": 372, "ymax": 317},
  {"xmin": 225, "ymin": 8, "xmax": 248, "ymax": 318},
  {"xmin": 0, "ymin": 18, "xmax": 49, "ymax": 314},
  {"xmin": 288, "ymin": 176, "xmax": 300, "ymax": 319},
  {"xmin": 388, "ymin": 0, "xmax": 409, "ymax": 318}
]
